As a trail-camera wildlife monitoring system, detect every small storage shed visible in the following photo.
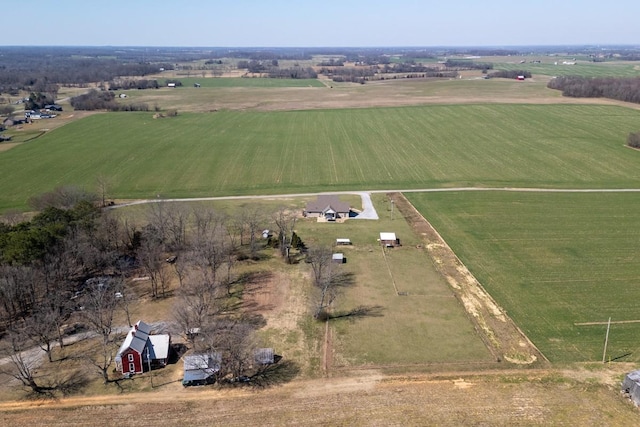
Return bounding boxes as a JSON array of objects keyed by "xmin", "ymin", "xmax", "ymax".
[
  {"xmin": 379, "ymin": 232, "xmax": 399, "ymax": 247},
  {"xmin": 332, "ymin": 253, "xmax": 345, "ymax": 264},
  {"xmin": 622, "ymin": 370, "xmax": 640, "ymax": 406},
  {"xmin": 183, "ymin": 353, "xmax": 221, "ymax": 386},
  {"xmin": 255, "ymin": 348, "xmax": 275, "ymax": 365},
  {"xmin": 336, "ymin": 238, "xmax": 352, "ymax": 245}
]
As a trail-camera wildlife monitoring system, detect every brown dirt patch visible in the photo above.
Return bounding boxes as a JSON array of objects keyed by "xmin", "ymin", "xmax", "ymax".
[
  {"xmin": 387, "ymin": 192, "xmax": 549, "ymax": 367},
  {"xmin": 0, "ymin": 369, "xmax": 637, "ymax": 426}
]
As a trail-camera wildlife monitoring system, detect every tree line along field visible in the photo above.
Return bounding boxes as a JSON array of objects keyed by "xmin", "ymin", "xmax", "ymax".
[
  {"xmin": 406, "ymin": 191, "xmax": 640, "ymax": 363},
  {"xmin": 1, "ymin": 104, "xmax": 640, "ymax": 211}
]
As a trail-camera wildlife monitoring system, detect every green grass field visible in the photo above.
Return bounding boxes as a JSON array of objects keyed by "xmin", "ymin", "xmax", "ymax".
[
  {"xmin": 406, "ymin": 190, "xmax": 640, "ymax": 363},
  {"xmin": 495, "ymin": 61, "xmax": 640, "ymax": 78},
  {"xmin": 295, "ymin": 193, "xmax": 493, "ymax": 366},
  {"xmin": 1, "ymin": 104, "xmax": 640, "ymax": 211},
  {"xmin": 481, "ymin": 55, "xmax": 640, "ymax": 78}
]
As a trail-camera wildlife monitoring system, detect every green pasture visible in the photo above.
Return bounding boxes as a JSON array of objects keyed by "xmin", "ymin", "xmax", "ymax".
[
  {"xmin": 295, "ymin": 193, "xmax": 493, "ymax": 365},
  {"xmin": 407, "ymin": 191, "xmax": 640, "ymax": 363},
  {"xmin": 162, "ymin": 77, "xmax": 324, "ymax": 88},
  {"xmin": 1, "ymin": 104, "xmax": 640, "ymax": 211},
  {"xmin": 495, "ymin": 61, "xmax": 640, "ymax": 78}
]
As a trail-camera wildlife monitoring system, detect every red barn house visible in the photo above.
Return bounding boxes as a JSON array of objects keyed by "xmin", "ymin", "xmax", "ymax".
[{"xmin": 115, "ymin": 320, "xmax": 171, "ymax": 375}]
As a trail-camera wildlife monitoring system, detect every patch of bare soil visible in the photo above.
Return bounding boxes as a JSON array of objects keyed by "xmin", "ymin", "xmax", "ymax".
[
  {"xmin": 387, "ymin": 193, "xmax": 549, "ymax": 367},
  {"xmin": 241, "ymin": 269, "xmax": 304, "ymax": 332}
]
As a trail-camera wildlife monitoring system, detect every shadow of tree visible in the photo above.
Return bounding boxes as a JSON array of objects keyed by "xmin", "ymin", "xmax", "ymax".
[
  {"xmin": 329, "ymin": 305, "xmax": 386, "ymax": 321},
  {"xmin": 246, "ymin": 359, "xmax": 300, "ymax": 389}
]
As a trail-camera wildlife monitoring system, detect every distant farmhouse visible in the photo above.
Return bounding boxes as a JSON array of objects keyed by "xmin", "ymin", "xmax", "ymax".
[
  {"xmin": 115, "ymin": 320, "xmax": 171, "ymax": 376},
  {"xmin": 304, "ymin": 195, "xmax": 351, "ymax": 222}
]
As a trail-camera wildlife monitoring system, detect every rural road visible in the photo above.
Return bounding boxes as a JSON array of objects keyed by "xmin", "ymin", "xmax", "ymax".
[{"xmin": 110, "ymin": 187, "xmax": 640, "ymax": 219}]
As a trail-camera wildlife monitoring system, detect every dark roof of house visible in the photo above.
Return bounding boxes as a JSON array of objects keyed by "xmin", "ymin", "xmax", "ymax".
[{"xmin": 305, "ymin": 195, "xmax": 350, "ymax": 214}]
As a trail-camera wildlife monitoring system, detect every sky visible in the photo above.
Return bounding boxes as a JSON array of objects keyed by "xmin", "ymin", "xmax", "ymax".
[{"xmin": 3, "ymin": 0, "xmax": 639, "ymax": 47}]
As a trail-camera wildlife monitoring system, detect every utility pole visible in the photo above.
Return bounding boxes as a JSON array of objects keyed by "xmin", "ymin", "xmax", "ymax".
[
  {"xmin": 147, "ymin": 346, "xmax": 153, "ymax": 387},
  {"xmin": 390, "ymin": 199, "xmax": 394, "ymax": 220},
  {"xmin": 602, "ymin": 317, "xmax": 611, "ymax": 363}
]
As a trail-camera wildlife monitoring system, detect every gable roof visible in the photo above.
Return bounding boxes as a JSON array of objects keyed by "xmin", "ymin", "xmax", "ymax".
[
  {"xmin": 148, "ymin": 334, "xmax": 170, "ymax": 360},
  {"xmin": 305, "ymin": 195, "xmax": 350, "ymax": 214},
  {"xmin": 116, "ymin": 320, "xmax": 159, "ymax": 359}
]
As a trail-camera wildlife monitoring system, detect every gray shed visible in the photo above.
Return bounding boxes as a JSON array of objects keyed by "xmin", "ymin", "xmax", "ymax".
[
  {"xmin": 255, "ymin": 348, "xmax": 275, "ymax": 365},
  {"xmin": 622, "ymin": 369, "xmax": 640, "ymax": 406},
  {"xmin": 182, "ymin": 353, "xmax": 221, "ymax": 386}
]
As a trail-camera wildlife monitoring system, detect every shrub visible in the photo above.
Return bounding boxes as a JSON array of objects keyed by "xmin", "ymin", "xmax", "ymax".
[{"xmin": 628, "ymin": 131, "xmax": 640, "ymax": 148}]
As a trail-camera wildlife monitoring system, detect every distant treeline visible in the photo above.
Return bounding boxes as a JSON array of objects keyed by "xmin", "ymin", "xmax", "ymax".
[
  {"xmin": 70, "ymin": 89, "xmax": 149, "ymax": 111},
  {"xmin": 237, "ymin": 60, "xmax": 317, "ymax": 79},
  {"xmin": 488, "ymin": 70, "xmax": 532, "ymax": 79},
  {"xmin": 108, "ymin": 79, "xmax": 160, "ymax": 90},
  {"xmin": 444, "ymin": 60, "xmax": 493, "ymax": 70},
  {"xmin": 547, "ymin": 76, "xmax": 640, "ymax": 104}
]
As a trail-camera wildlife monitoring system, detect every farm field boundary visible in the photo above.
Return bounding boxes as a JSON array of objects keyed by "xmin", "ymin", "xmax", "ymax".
[
  {"xmin": 388, "ymin": 192, "xmax": 548, "ymax": 366},
  {"xmin": 406, "ymin": 190, "xmax": 640, "ymax": 363}
]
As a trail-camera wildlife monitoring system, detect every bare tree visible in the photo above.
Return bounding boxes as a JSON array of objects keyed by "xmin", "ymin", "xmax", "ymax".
[
  {"xmin": 306, "ymin": 245, "xmax": 354, "ymax": 319},
  {"xmin": 201, "ymin": 320, "xmax": 258, "ymax": 380},
  {"xmin": 137, "ymin": 235, "xmax": 168, "ymax": 298},
  {"xmin": 173, "ymin": 280, "xmax": 219, "ymax": 344},
  {"xmin": 0, "ymin": 265, "xmax": 38, "ymax": 328},
  {"xmin": 80, "ymin": 278, "xmax": 120, "ymax": 383},
  {"xmin": 165, "ymin": 203, "xmax": 190, "ymax": 251},
  {"xmin": 272, "ymin": 207, "xmax": 297, "ymax": 261},
  {"xmin": 245, "ymin": 207, "xmax": 264, "ymax": 259},
  {"xmin": 146, "ymin": 202, "xmax": 170, "ymax": 247},
  {"xmin": 0, "ymin": 330, "xmax": 54, "ymax": 394},
  {"xmin": 191, "ymin": 213, "xmax": 229, "ymax": 289},
  {"xmin": 172, "ymin": 252, "xmax": 190, "ymax": 288},
  {"xmin": 95, "ymin": 174, "xmax": 111, "ymax": 208},
  {"xmin": 25, "ymin": 299, "xmax": 66, "ymax": 363}
]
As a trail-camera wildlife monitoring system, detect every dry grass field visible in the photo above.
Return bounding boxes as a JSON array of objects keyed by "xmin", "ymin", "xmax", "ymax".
[{"xmin": 0, "ymin": 368, "xmax": 638, "ymax": 426}]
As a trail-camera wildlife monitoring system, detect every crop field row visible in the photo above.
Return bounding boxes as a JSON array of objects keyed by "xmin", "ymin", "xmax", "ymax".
[
  {"xmin": 406, "ymin": 191, "xmax": 640, "ymax": 363},
  {"xmin": 1, "ymin": 104, "xmax": 640, "ymax": 211}
]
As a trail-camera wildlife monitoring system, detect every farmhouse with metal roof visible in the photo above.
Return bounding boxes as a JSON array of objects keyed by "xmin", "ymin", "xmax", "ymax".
[{"xmin": 115, "ymin": 320, "xmax": 171, "ymax": 376}]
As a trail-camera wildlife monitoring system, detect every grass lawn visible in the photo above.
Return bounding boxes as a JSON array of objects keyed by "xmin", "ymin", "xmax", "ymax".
[
  {"xmin": 296, "ymin": 194, "xmax": 493, "ymax": 366},
  {"xmin": 1, "ymin": 104, "xmax": 640, "ymax": 211},
  {"xmin": 407, "ymin": 190, "xmax": 640, "ymax": 363}
]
